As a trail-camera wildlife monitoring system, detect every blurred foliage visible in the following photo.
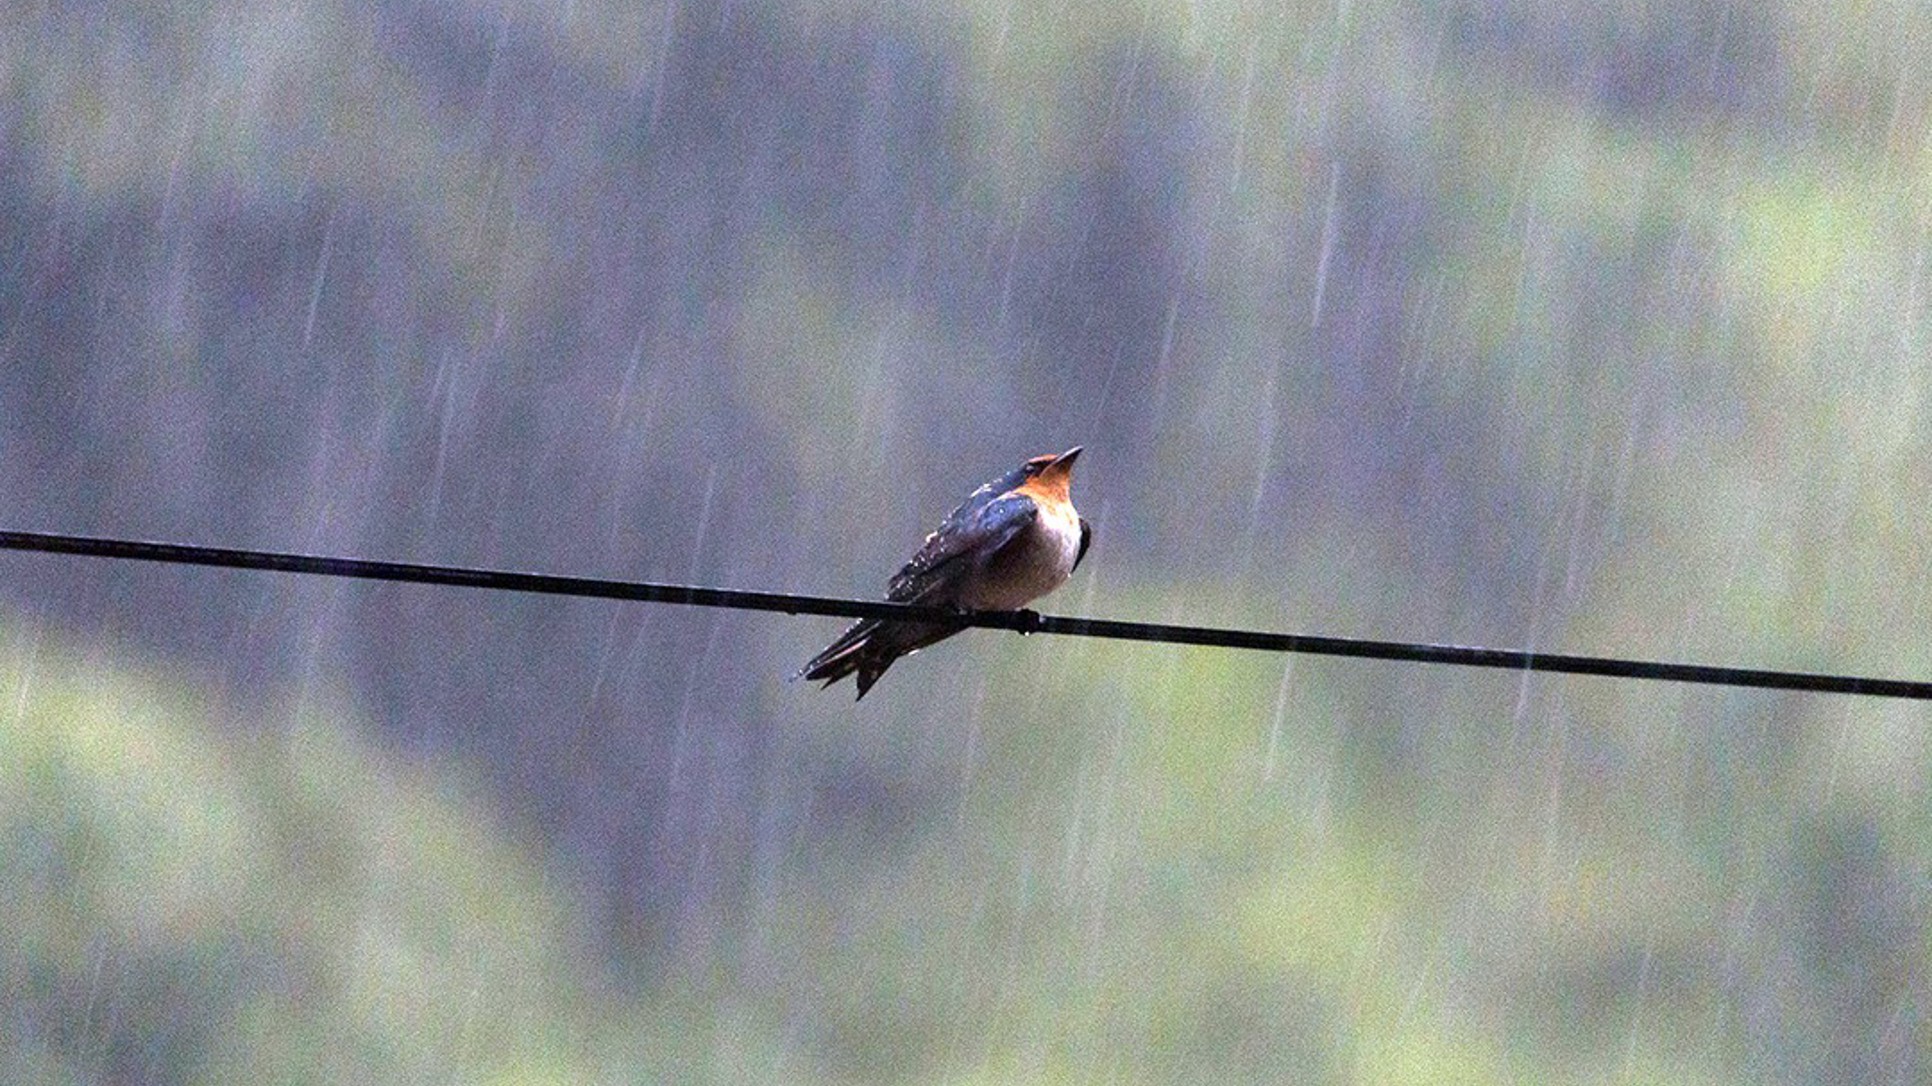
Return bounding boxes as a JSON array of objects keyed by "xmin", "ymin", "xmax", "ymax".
[
  {"xmin": 10, "ymin": 589, "xmax": 1923, "ymax": 1082},
  {"xmin": 0, "ymin": 618, "xmax": 621, "ymax": 1083},
  {"xmin": 767, "ymin": 584, "xmax": 1929, "ymax": 1083},
  {"xmin": 5, "ymin": 0, "xmax": 1932, "ymax": 1082}
]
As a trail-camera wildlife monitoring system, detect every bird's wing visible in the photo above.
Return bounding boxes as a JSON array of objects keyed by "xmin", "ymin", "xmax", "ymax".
[
  {"xmin": 887, "ymin": 492, "xmax": 1038, "ymax": 603},
  {"xmin": 1074, "ymin": 516, "xmax": 1093, "ymax": 572}
]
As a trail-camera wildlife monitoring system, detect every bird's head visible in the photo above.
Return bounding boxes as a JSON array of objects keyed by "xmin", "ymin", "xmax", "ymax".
[{"xmin": 1017, "ymin": 446, "xmax": 1081, "ymax": 500}]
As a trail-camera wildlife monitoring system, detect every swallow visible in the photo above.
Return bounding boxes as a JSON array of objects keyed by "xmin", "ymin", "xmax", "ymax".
[{"xmin": 796, "ymin": 446, "xmax": 1092, "ymax": 700}]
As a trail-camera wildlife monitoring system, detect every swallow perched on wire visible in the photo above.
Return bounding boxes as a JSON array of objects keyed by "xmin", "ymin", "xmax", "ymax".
[{"xmin": 796, "ymin": 446, "xmax": 1092, "ymax": 700}]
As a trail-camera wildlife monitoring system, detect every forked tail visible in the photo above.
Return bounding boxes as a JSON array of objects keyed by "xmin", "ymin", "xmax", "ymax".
[{"xmin": 794, "ymin": 618, "xmax": 955, "ymax": 700}]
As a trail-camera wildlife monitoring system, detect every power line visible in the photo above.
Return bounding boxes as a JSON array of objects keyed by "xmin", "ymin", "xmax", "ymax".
[{"xmin": 2, "ymin": 528, "xmax": 1928, "ymax": 701}]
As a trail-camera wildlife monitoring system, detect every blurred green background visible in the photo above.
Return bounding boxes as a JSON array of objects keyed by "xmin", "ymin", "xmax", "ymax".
[{"xmin": 3, "ymin": 0, "xmax": 1929, "ymax": 1081}]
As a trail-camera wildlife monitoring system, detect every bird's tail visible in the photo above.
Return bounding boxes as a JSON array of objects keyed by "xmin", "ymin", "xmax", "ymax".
[{"xmin": 793, "ymin": 618, "xmax": 955, "ymax": 700}]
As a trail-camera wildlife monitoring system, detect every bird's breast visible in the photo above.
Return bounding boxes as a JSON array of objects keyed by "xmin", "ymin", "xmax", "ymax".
[{"xmin": 957, "ymin": 502, "xmax": 1083, "ymax": 611}]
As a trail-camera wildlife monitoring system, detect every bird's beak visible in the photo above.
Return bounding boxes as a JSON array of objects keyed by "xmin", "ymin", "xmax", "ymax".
[{"xmin": 1053, "ymin": 446, "xmax": 1082, "ymax": 468}]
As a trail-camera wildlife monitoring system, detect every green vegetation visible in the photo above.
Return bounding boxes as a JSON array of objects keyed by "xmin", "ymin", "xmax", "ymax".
[
  {"xmin": 1, "ymin": 624, "xmax": 613, "ymax": 1082},
  {"xmin": 10, "ymin": 585, "xmax": 1924, "ymax": 1080}
]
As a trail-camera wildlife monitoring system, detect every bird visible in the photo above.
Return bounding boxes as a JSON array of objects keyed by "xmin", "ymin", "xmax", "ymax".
[{"xmin": 796, "ymin": 446, "xmax": 1092, "ymax": 700}]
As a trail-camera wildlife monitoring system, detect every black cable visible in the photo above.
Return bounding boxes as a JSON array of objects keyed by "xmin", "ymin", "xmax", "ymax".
[{"xmin": 2, "ymin": 529, "xmax": 1928, "ymax": 701}]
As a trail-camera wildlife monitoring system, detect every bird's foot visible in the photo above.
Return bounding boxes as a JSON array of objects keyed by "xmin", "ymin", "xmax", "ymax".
[{"xmin": 1014, "ymin": 608, "xmax": 1042, "ymax": 634}]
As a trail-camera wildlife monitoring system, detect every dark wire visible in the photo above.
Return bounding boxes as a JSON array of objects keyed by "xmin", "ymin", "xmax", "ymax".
[{"xmin": 2, "ymin": 529, "xmax": 1928, "ymax": 701}]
